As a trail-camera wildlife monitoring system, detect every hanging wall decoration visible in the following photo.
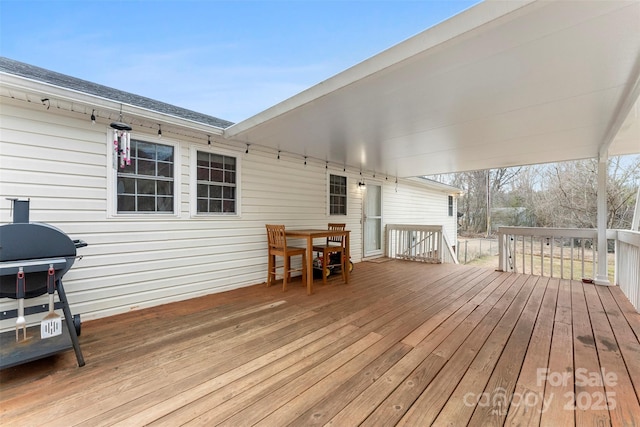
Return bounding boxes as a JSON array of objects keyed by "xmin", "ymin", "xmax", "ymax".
[
  {"xmin": 110, "ymin": 110, "xmax": 132, "ymax": 169},
  {"xmin": 111, "ymin": 128, "xmax": 131, "ymax": 169}
]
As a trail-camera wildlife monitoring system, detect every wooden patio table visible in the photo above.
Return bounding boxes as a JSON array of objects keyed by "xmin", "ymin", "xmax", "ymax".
[{"xmin": 285, "ymin": 228, "xmax": 350, "ymax": 295}]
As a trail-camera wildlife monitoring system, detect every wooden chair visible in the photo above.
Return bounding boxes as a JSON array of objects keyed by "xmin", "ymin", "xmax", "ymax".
[
  {"xmin": 265, "ymin": 224, "xmax": 307, "ymax": 291},
  {"xmin": 312, "ymin": 223, "xmax": 346, "ymax": 285}
]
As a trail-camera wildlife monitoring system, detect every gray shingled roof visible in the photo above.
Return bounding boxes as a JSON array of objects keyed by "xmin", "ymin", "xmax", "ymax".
[{"xmin": 0, "ymin": 57, "xmax": 234, "ymax": 129}]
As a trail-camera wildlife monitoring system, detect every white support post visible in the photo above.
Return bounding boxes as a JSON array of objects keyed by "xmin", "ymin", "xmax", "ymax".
[
  {"xmin": 594, "ymin": 154, "xmax": 611, "ymax": 285},
  {"xmin": 632, "ymin": 187, "xmax": 640, "ymax": 231}
]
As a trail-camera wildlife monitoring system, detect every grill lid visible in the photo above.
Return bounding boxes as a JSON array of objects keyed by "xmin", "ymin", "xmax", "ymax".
[
  {"xmin": 0, "ymin": 223, "xmax": 77, "ymax": 262},
  {"xmin": 0, "ymin": 222, "xmax": 81, "ymax": 298}
]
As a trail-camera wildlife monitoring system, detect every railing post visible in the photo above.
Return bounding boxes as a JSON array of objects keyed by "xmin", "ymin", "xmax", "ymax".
[
  {"xmin": 497, "ymin": 232, "xmax": 503, "ymax": 271},
  {"xmin": 465, "ymin": 240, "xmax": 468, "ymax": 265}
]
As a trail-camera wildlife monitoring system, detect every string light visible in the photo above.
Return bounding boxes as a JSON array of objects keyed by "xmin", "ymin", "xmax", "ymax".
[
  {"xmin": 157, "ymin": 124, "xmax": 162, "ymax": 138},
  {"xmin": 304, "ymin": 156, "xmax": 307, "ymax": 166},
  {"xmin": 90, "ymin": 109, "xmax": 96, "ymax": 124},
  {"xmin": 245, "ymin": 144, "xmax": 249, "ymax": 154},
  {"xmin": 207, "ymin": 135, "xmax": 211, "ymax": 145},
  {"xmin": 277, "ymin": 150, "xmax": 281, "ymax": 160}
]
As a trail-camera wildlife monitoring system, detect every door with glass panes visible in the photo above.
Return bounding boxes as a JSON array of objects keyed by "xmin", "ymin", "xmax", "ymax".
[{"xmin": 363, "ymin": 183, "xmax": 382, "ymax": 257}]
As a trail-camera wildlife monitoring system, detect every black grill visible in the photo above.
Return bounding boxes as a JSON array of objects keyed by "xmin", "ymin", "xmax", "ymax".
[{"xmin": 0, "ymin": 199, "xmax": 87, "ymax": 369}]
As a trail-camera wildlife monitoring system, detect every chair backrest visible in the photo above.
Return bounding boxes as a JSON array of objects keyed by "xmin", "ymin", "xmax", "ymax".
[
  {"xmin": 266, "ymin": 224, "xmax": 287, "ymax": 250},
  {"xmin": 327, "ymin": 223, "xmax": 346, "ymax": 244}
]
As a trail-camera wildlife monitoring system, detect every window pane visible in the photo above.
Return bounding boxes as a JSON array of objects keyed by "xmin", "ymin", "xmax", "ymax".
[
  {"xmin": 197, "ymin": 199, "xmax": 208, "ymax": 212},
  {"xmin": 137, "ymin": 142, "xmax": 156, "ymax": 159},
  {"xmin": 197, "ymin": 151, "xmax": 209, "ymax": 166},
  {"xmin": 118, "ymin": 195, "xmax": 135, "ymax": 212},
  {"xmin": 156, "ymin": 145, "xmax": 173, "ymax": 162},
  {"xmin": 211, "ymin": 185, "xmax": 222, "ymax": 198},
  {"xmin": 223, "ymin": 186, "xmax": 235, "ymax": 199},
  {"xmin": 157, "ymin": 181, "xmax": 173, "ymax": 196},
  {"xmin": 210, "ymin": 200, "xmax": 222, "ymax": 212},
  {"xmin": 197, "ymin": 166, "xmax": 209, "ymax": 180},
  {"xmin": 138, "ymin": 179, "xmax": 155, "ymax": 195},
  {"xmin": 157, "ymin": 162, "xmax": 173, "ymax": 178},
  {"xmin": 137, "ymin": 196, "xmax": 155, "ymax": 211},
  {"xmin": 211, "ymin": 154, "xmax": 224, "ymax": 169},
  {"xmin": 118, "ymin": 177, "xmax": 135, "ymax": 194},
  {"xmin": 223, "ymin": 200, "xmax": 235, "ymax": 213},
  {"xmin": 211, "ymin": 169, "xmax": 223, "ymax": 183},
  {"xmin": 158, "ymin": 197, "xmax": 173, "ymax": 212},
  {"xmin": 138, "ymin": 159, "xmax": 156, "ymax": 176}
]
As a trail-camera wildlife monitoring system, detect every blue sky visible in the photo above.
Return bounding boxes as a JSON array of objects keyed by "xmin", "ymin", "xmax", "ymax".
[{"xmin": 0, "ymin": 0, "xmax": 479, "ymax": 123}]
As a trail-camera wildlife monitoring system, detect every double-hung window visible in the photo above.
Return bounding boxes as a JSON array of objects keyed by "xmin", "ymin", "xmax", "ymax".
[
  {"xmin": 448, "ymin": 195, "xmax": 454, "ymax": 217},
  {"xmin": 117, "ymin": 139, "xmax": 175, "ymax": 213},
  {"xmin": 329, "ymin": 174, "xmax": 347, "ymax": 215},
  {"xmin": 195, "ymin": 151, "xmax": 237, "ymax": 214}
]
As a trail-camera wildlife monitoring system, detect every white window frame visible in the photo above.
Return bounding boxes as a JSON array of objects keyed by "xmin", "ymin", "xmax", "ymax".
[
  {"xmin": 107, "ymin": 133, "xmax": 181, "ymax": 218},
  {"xmin": 327, "ymin": 173, "xmax": 348, "ymax": 216},
  {"xmin": 189, "ymin": 145, "xmax": 241, "ymax": 218}
]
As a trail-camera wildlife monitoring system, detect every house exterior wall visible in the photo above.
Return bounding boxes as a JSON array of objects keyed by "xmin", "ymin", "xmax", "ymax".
[
  {"xmin": 0, "ymin": 98, "xmax": 457, "ymax": 330},
  {"xmin": 383, "ymin": 181, "xmax": 458, "ymax": 248}
]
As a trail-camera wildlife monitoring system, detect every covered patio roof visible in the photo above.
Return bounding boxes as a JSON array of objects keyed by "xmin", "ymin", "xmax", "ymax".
[{"xmin": 224, "ymin": 0, "xmax": 640, "ymax": 178}]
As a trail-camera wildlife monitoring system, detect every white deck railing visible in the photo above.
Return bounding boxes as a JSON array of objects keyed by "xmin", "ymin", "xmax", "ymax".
[
  {"xmin": 386, "ymin": 224, "xmax": 458, "ymax": 264},
  {"xmin": 616, "ymin": 230, "xmax": 640, "ymax": 311},
  {"xmin": 498, "ymin": 226, "xmax": 640, "ymax": 312}
]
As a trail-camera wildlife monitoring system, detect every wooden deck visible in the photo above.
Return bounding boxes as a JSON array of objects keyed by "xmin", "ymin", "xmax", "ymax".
[{"xmin": 1, "ymin": 261, "xmax": 639, "ymax": 426}]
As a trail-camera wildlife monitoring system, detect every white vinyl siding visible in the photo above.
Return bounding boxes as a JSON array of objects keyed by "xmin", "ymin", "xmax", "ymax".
[
  {"xmin": 383, "ymin": 181, "xmax": 458, "ymax": 249},
  {"xmin": 0, "ymin": 99, "xmax": 455, "ymax": 331}
]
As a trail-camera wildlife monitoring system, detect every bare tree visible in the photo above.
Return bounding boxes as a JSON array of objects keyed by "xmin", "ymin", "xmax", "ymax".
[
  {"xmin": 429, "ymin": 155, "xmax": 639, "ymax": 233},
  {"xmin": 532, "ymin": 156, "xmax": 639, "ymax": 229}
]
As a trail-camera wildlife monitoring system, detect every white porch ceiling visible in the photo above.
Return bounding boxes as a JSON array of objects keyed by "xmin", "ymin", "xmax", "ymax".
[{"xmin": 224, "ymin": 0, "xmax": 640, "ymax": 178}]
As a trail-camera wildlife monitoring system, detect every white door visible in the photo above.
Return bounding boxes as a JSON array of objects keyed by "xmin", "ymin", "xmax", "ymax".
[{"xmin": 363, "ymin": 183, "xmax": 383, "ymax": 257}]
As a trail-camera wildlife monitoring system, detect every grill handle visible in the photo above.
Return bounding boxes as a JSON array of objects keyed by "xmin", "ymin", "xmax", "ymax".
[{"xmin": 73, "ymin": 240, "xmax": 88, "ymax": 249}]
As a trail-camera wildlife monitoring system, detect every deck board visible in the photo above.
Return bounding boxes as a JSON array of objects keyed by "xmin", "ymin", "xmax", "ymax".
[{"xmin": 1, "ymin": 261, "xmax": 639, "ymax": 426}]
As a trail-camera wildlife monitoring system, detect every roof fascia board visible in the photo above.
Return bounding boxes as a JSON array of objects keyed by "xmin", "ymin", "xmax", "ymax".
[
  {"xmin": 223, "ymin": 0, "xmax": 538, "ymax": 139},
  {"xmin": 0, "ymin": 72, "xmax": 225, "ymax": 136},
  {"xmin": 406, "ymin": 177, "xmax": 463, "ymax": 195}
]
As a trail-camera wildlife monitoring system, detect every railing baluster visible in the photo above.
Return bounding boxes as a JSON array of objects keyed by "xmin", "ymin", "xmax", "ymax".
[
  {"xmin": 570, "ymin": 238, "xmax": 574, "ymax": 280},
  {"xmin": 560, "ymin": 237, "xmax": 564, "ymax": 279},
  {"xmin": 581, "ymin": 239, "xmax": 585, "ymax": 279},
  {"xmin": 540, "ymin": 237, "xmax": 544, "ymax": 277},
  {"xmin": 522, "ymin": 236, "xmax": 527, "ymax": 274}
]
